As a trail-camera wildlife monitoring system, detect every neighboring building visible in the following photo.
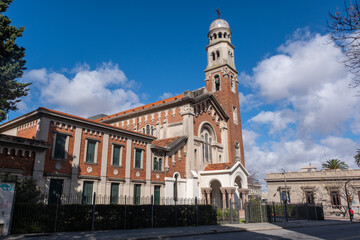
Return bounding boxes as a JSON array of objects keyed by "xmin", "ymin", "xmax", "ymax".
[
  {"xmin": 0, "ymin": 18, "xmax": 249, "ymax": 207},
  {"xmin": 247, "ymin": 177, "xmax": 261, "ymax": 200},
  {"xmin": 266, "ymin": 166, "xmax": 360, "ymax": 218}
]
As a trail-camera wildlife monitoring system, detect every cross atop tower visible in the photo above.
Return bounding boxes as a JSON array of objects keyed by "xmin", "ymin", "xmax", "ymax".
[{"xmin": 216, "ymin": 9, "xmax": 220, "ymax": 19}]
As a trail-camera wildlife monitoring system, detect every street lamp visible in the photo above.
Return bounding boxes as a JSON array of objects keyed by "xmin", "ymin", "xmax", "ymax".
[
  {"xmin": 281, "ymin": 168, "xmax": 288, "ymax": 222},
  {"xmin": 281, "ymin": 168, "xmax": 288, "ymax": 203}
]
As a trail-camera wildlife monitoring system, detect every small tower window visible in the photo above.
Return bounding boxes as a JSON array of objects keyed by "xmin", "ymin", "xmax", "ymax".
[
  {"xmin": 219, "ymin": 32, "xmax": 222, "ymax": 38},
  {"xmin": 233, "ymin": 106, "xmax": 238, "ymax": 124},
  {"xmin": 224, "ymin": 32, "xmax": 227, "ymax": 38},
  {"xmin": 216, "ymin": 50, "xmax": 220, "ymax": 59},
  {"xmin": 231, "ymin": 75, "xmax": 235, "ymax": 92},
  {"xmin": 214, "ymin": 75, "xmax": 220, "ymax": 91},
  {"xmin": 213, "ymin": 33, "xmax": 217, "ymax": 39},
  {"xmin": 212, "ymin": 52, "xmax": 215, "ymax": 61}
]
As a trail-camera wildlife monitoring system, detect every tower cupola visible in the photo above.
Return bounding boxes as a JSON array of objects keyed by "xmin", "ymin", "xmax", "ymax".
[{"xmin": 205, "ymin": 18, "xmax": 236, "ymax": 72}]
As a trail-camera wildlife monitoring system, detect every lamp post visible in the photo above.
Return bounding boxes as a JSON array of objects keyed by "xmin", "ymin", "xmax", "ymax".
[{"xmin": 281, "ymin": 168, "xmax": 288, "ymax": 222}]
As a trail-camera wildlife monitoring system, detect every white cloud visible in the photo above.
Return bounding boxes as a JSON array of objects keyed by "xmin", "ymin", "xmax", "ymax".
[
  {"xmin": 159, "ymin": 92, "xmax": 174, "ymax": 99},
  {"xmin": 244, "ymin": 28, "xmax": 360, "ymax": 136},
  {"xmin": 22, "ymin": 62, "xmax": 141, "ymax": 117},
  {"xmin": 243, "ymin": 129, "xmax": 359, "ymax": 190},
  {"xmin": 249, "ymin": 110, "xmax": 296, "ymax": 134}
]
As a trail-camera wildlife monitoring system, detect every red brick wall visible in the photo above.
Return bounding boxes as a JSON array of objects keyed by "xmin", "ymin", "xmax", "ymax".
[
  {"xmin": 206, "ymin": 70, "xmax": 245, "ymax": 166},
  {"xmin": 44, "ymin": 121, "xmax": 76, "ymax": 177},
  {"xmin": 106, "ymin": 136, "xmax": 127, "ymax": 179},
  {"xmin": 1, "ymin": 148, "xmax": 35, "ymax": 176},
  {"xmin": 78, "ymin": 129, "xmax": 103, "ymax": 177},
  {"xmin": 130, "ymin": 141, "xmax": 147, "ymax": 181},
  {"xmin": 16, "ymin": 120, "xmax": 38, "ymax": 139}
]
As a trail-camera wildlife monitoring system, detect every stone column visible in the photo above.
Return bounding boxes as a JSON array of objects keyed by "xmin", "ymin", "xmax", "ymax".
[
  {"xmin": 203, "ymin": 187, "xmax": 212, "ymax": 205},
  {"xmin": 228, "ymin": 187, "xmax": 236, "ymax": 206},
  {"xmin": 220, "ymin": 187, "xmax": 227, "ymax": 208},
  {"xmin": 201, "ymin": 189, "xmax": 206, "ymax": 204}
]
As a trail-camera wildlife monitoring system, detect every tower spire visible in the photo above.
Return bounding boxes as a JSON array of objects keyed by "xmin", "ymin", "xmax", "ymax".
[{"xmin": 216, "ymin": 9, "xmax": 220, "ymax": 19}]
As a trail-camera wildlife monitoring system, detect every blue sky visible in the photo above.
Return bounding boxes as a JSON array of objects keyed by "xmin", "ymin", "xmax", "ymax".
[{"xmin": 5, "ymin": 0, "xmax": 360, "ymax": 186}]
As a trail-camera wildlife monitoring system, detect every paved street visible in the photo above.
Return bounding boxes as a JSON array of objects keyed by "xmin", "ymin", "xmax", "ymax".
[
  {"xmin": 171, "ymin": 223, "xmax": 360, "ymax": 240},
  {"xmin": 3, "ymin": 220, "xmax": 359, "ymax": 240}
]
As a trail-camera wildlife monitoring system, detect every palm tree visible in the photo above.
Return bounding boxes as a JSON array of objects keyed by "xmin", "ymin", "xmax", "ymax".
[
  {"xmin": 322, "ymin": 159, "xmax": 349, "ymax": 170},
  {"xmin": 355, "ymin": 149, "xmax": 360, "ymax": 167}
]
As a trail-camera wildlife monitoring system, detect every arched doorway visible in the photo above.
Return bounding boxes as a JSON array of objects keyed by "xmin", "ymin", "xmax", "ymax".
[{"xmin": 210, "ymin": 180, "xmax": 222, "ymax": 208}]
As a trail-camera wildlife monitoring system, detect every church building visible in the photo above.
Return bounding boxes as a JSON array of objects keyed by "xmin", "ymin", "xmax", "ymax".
[{"xmin": 0, "ymin": 18, "xmax": 249, "ymax": 207}]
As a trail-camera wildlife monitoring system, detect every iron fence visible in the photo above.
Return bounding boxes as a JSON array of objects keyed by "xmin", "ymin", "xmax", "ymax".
[
  {"xmin": 11, "ymin": 193, "xmax": 216, "ymax": 234},
  {"xmin": 244, "ymin": 201, "xmax": 324, "ymax": 223}
]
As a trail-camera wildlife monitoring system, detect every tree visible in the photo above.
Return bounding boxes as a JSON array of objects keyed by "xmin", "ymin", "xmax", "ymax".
[
  {"xmin": 0, "ymin": 173, "xmax": 43, "ymax": 203},
  {"xmin": 328, "ymin": 1, "xmax": 360, "ymax": 88},
  {"xmin": 0, "ymin": 0, "xmax": 30, "ymax": 122},
  {"xmin": 322, "ymin": 159, "xmax": 349, "ymax": 170},
  {"xmin": 355, "ymin": 148, "xmax": 360, "ymax": 167}
]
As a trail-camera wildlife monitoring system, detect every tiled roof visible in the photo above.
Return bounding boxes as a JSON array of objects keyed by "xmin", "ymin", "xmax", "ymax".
[
  {"xmin": 96, "ymin": 94, "xmax": 183, "ymax": 122},
  {"xmin": 204, "ymin": 162, "xmax": 234, "ymax": 171},
  {"xmin": 30, "ymin": 107, "xmax": 155, "ymax": 139},
  {"xmin": 152, "ymin": 137, "xmax": 180, "ymax": 148}
]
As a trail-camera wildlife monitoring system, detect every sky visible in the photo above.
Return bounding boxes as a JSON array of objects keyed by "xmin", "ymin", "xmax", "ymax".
[{"xmin": 4, "ymin": 0, "xmax": 360, "ymax": 189}]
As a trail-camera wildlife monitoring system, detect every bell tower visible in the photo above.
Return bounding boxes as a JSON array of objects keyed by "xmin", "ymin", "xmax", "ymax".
[{"xmin": 204, "ymin": 18, "xmax": 245, "ymax": 166}]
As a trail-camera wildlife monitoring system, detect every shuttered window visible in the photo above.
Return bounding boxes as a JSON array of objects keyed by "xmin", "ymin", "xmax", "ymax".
[
  {"xmin": 113, "ymin": 146, "xmax": 121, "ymax": 166},
  {"xmin": 110, "ymin": 183, "xmax": 119, "ymax": 204},
  {"xmin": 82, "ymin": 181, "xmax": 93, "ymax": 204},
  {"xmin": 135, "ymin": 149, "xmax": 142, "ymax": 168},
  {"xmin": 54, "ymin": 134, "xmax": 66, "ymax": 159},
  {"xmin": 154, "ymin": 186, "xmax": 160, "ymax": 205},
  {"xmin": 86, "ymin": 140, "xmax": 96, "ymax": 163},
  {"xmin": 134, "ymin": 184, "xmax": 141, "ymax": 205}
]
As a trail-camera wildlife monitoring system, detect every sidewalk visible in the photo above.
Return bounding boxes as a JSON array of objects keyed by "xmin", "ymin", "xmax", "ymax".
[{"xmin": 3, "ymin": 219, "xmax": 358, "ymax": 240}]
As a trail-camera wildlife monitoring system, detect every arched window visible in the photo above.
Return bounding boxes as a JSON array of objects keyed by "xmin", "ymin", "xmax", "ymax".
[
  {"xmin": 146, "ymin": 125, "xmax": 150, "ymax": 135},
  {"xmin": 219, "ymin": 32, "xmax": 222, "ymax": 38},
  {"xmin": 224, "ymin": 32, "xmax": 227, "ymax": 38},
  {"xmin": 205, "ymin": 133, "xmax": 209, "ymax": 161},
  {"xmin": 158, "ymin": 158, "xmax": 162, "ymax": 171},
  {"xmin": 212, "ymin": 52, "xmax": 215, "ymax": 61},
  {"xmin": 214, "ymin": 75, "xmax": 220, "ymax": 91},
  {"xmin": 153, "ymin": 157, "xmax": 158, "ymax": 170},
  {"xmin": 216, "ymin": 50, "xmax": 220, "ymax": 59},
  {"xmin": 200, "ymin": 125, "xmax": 216, "ymax": 163},
  {"xmin": 213, "ymin": 33, "xmax": 217, "ymax": 39}
]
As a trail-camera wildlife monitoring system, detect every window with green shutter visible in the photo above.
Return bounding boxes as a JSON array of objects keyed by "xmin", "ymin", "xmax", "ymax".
[
  {"xmin": 154, "ymin": 186, "xmax": 160, "ymax": 205},
  {"xmin": 135, "ymin": 149, "xmax": 142, "ymax": 168},
  {"xmin": 153, "ymin": 157, "xmax": 158, "ymax": 171},
  {"xmin": 54, "ymin": 134, "xmax": 66, "ymax": 159},
  {"xmin": 134, "ymin": 184, "xmax": 141, "ymax": 205},
  {"xmin": 86, "ymin": 140, "xmax": 96, "ymax": 163},
  {"xmin": 158, "ymin": 158, "xmax": 162, "ymax": 171},
  {"xmin": 82, "ymin": 181, "xmax": 93, "ymax": 204},
  {"xmin": 113, "ymin": 145, "xmax": 121, "ymax": 166},
  {"xmin": 110, "ymin": 183, "xmax": 119, "ymax": 204}
]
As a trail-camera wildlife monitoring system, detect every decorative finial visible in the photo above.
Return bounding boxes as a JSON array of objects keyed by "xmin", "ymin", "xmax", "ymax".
[{"xmin": 216, "ymin": 9, "xmax": 220, "ymax": 19}]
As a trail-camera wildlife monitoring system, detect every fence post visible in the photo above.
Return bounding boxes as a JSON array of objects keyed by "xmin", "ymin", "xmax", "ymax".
[
  {"xmin": 245, "ymin": 200, "xmax": 249, "ymax": 223},
  {"xmin": 151, "ymin": 195, "xmax": 154, "ymax": 228},
  {"xmin": 272, "ymin": 202, "xmax": 276, "ymax": 222},
  {"xmin": 175, "ymin": 200, "xmax": 178, "ymax": 227},
  {"xmin": 306, "ymin": 204, "xmax": 310, "ymax": 221},
  {"xmin": 91, "ymin": 192, "xmax": 96, "ymax": 231},
  {"xmin": 54, "ymin": 194, "xmax": 60, "ymax": 232},
  {"xmin": 259, "ymin": 201, "xmax": 263, "ymax": 223},
  {"xmin": 230, "ymin": 199, "xmax": 233, "ymax": 224},
  {"xmin": 195, "ymin": 197, "xmax": 199, "ymax": 226},
  {"xmin": 284, "ymin": 200, "xmax": 288, "ymax": 222},
  {"xmin": 124, "ymin": 196, "xmax": 127, "ymax": 230}
]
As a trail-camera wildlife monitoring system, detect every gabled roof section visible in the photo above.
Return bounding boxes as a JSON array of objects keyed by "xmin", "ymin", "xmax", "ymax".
[
  {"xmin": 0, "ymin": 107, "xmax": 156, "ymax": 141},
  {"xmin": 151, "ymin": 136, "xmax": 187, "ymax": 151},
  {"xmin": 204, "ymin": 162, "xmax": 234, "ymax": 171},
  {"xmin": 96, "ymin": 94, "xmax": 183, "ymax": 123},
  {"xmin": 98, "ymin": 87, "xmax": 229, "ymax": 124}
]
